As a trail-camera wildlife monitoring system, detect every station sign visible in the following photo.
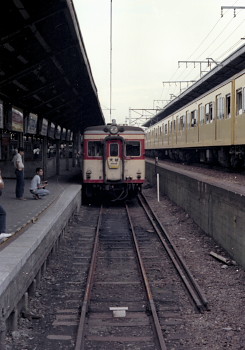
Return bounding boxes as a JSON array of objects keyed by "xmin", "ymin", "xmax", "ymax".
[
  {"xmin": 55, "ymin": 125, "xmax": 61, "ymax": 139},
  {"xmin": 26, "ymin": 113, "xmax": 38, "ymax": 134},
  {"xmin": 11, "ymin": 107, "xmax": 23, "ymax": 132},
  {"xmin": 40, "ymin": 118, "xmax": 48, "ymax": 136},
  {"xmin": 66, "ymin": 129, "xmax": 71, "ymax": 141},
  {"xmin": 48, "ymin": 122, "xmax": 55, "ymax": 139},
  {"xmin": 61, "ymin": 127, "xmax": 66, "ymax": 140}
]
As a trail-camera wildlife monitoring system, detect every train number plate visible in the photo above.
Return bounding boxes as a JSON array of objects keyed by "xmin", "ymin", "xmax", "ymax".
[{"xmin": 107, "ymin": 157, "xmax": 120, "ymax": 169}]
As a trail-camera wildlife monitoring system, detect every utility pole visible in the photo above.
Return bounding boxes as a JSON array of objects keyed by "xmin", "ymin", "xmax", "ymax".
[
  {"xmin": 178, "ymin": 60, "xmax": 214, "ymax": 78},
  {"xmin": 178, "ymin": 58, "xmax": 220, "ymax": 78},
  {"xmin": 163, "ymin": 80, "xmax": 196, "ymax": 94},
  {"xmin": 127, "ymin": 108, "xmax": 158, "ymax": 127},
  {"xmin": 109, "ymin": 0, "xmax": 112, "ymax": 122},
  {"xmin": 153, "ymin": 100, "xmax": 170, "ymax": 110}
]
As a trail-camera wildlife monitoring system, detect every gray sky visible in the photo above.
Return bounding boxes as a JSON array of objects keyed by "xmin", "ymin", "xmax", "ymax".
[{"xmin": 73, "ymin": 0, "xmax": 245, "ymax": 125}]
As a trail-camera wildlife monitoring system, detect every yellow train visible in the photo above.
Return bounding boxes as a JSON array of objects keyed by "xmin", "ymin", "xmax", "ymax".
[{"xmin": 145, "ymin": 67, "xmax": 245, "ymax": 169}]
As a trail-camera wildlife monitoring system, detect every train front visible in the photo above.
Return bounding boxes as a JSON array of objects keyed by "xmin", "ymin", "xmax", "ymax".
[{"xmin": 83, "ymin": 120, "xmax": 145, "ymax": 201}]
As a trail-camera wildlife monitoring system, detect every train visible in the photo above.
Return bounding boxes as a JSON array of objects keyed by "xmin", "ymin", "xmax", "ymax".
[
  {"xmin": 82, "ymin": 120, "xmax": 145, "ymax": 201},
  {"xmin": 145, "ymin": 68, "xmax": 245, "ymax": 169}
]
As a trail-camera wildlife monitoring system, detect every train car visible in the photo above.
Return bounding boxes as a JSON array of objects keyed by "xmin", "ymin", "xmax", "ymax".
[
  {"xmin": 82, "ymin": 120, "xmax": 145, "ymax": 201},
  {"xmin": 145, "ymin": 68, "xmax": 245, "ymax": 169}
]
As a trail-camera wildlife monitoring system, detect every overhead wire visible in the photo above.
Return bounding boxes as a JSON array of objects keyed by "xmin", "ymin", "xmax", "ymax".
[
  {"xmin": 216, "ymin": 38, "xmax": 244, "ymax": 61},
  {"xmin": 195, "ymin": 17, "xmax": 236, "ymax": 61},
  {"xmin": 209, "ymin": 18, "xmax": 245, "ymax": 59},
  {"xmin": 159, "ymin": 0, "xmax": 244, "ymax": 109},
  {"xmin": 160, "ymin": 17, "xmax": 225, "ymax": 101},
  {"xmin": 186, "ymin": 19, "xmax": 222, "ymax": 61},
  {"xmin": 189, "ymin": 0, "xmax": 240, "ymax": 60},
  {"xmin": 162, "ymin": 5, "xmax": 244, "ymax": 101},
  {"xmin": 196, "ymin": 17, "xmax": 245, "ymax": 61}
]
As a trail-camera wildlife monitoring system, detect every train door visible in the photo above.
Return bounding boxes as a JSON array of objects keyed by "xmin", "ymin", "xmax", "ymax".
[{"xmin": 105, "ymin": 140, "xmax": 123, "ymax": 181}]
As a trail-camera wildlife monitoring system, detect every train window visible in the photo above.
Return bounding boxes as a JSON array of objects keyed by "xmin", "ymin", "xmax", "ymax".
[
  {"xmin": 126, "ymin": 141, "xmax": 140, "ymax": 156},
  {"xmin": 210, "ymin": 103, "xmax": 214, "ymax": 121},
  {"xmin": 217, "ymin": 96, "xmax": 224, "ymax": 119},
  {"xmin": 199, "ymin": 105, "xmax": 205, "ymax": 124},
  {"xmin": 205, "ymin": 103, "xmax": 213, "ymax": 123},
  {"xmin": 236, "ymin": 89, "xmax": 242, "ymax": 115},
  {"xmin": 226, "ymin": 94, "xmax": 231, "ymax": 118},
  {"xmin": 110, "ymin": 143, "xmax": 118, "ymax": 156},
  {"xmin": 243, "ymin": 88, "xmax": 245, "ymax": 112},
  {"xmin": 88, "ymin": 141, "xmax": 103, "ymax": 157},
  {"xmin": 205, "ymin": 104, "xmax": 209, "ymax": 122},
  {"xmin": 191, "ymin": 110, "xmax": 197, "ymax": 127},
  {"xmin": 187, "ymin": 112, "xmax": 191, "ymax": 128},
  {"xmin": 179, "ymin": 117, "xmax": 182, "ymax": 130},
  {"xmin": 180, "ymin": 116, "xmax": 185, "ymax": 130}
]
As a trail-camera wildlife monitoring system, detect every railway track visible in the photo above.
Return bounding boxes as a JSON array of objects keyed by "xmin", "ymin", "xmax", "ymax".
[
  {"xmin": 76, "ymin": 204, "xmax": 166, "ymax": 350},
  {"xmin": 75, "ymin": 197, "xmax": 208, "ymax": 349},
  {"xmin": 137, "ymin": 192, "xmax": 209, "ymax": 313},
  {"xmin": 7, "ymin": 198, "xmax": 209, "ymax": 349}
]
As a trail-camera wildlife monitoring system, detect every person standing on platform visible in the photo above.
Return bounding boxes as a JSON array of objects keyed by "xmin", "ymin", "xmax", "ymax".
[
  {"xmin": 30, "ymin": 168, "xmax": 50, "ymax": 199},
  {"xmin": 0, "ymin": 170, "xmax": 6, "ymax": 234},
  {"xmin": 0, "ymin": 205, "xmax": 6, "ymax": 234},
  {"xmin": 0, "ymin": 170, "xmax": 13, "ymax": 239},
  {"xmin": 12, "ymin": 147, "xmax": 26, "ymax": 200}
]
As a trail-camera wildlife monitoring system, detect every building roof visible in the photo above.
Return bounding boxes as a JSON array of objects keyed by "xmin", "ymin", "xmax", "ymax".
[
  {"xmin": 0, "ymin": 0, "xmax": 105, "ymax": 132},
  {"xmin": 144, "ymin": 43, "xmax": 245, "ymax": 127}
]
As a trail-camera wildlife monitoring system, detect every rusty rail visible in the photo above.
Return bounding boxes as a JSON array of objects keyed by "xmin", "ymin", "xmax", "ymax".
[
  {"xmin": 75, "ymin": 205, "xmax": 103, "ymax": 350},
  {"xmin": 125, "ymin": 203, "xmax": 168, "ymax": 350},
  {"xmin": 138, "ymin": 193, "xmax": 209, "ymax": 312}
]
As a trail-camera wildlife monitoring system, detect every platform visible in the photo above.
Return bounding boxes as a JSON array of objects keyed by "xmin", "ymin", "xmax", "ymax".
[
  {"xmin": 1, "ymin": 168, "xmax": 82, "ymax": 235},
  {"xmin": 0, "ymin": 169, "xmax": 82, "ymax": 340},
  {"xmin": 146, "ymin": 159, "xmax": 245, "ymax": 268}
]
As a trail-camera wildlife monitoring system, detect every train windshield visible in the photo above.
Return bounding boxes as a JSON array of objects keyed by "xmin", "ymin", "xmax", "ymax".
[
  {"xmin": 88, "ymin": 141, "xmax": 103, "ymax": 156},
  {"xmin": 126, "ymin": 141, "xmax": 140, "ymax": 156},
  {"xmin": 110, "ymin": 143, "xmax": 119, "ymax": 156}
]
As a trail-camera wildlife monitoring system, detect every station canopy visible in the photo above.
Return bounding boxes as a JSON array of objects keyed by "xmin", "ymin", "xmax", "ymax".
[
  {"xmin": 0, "ymin": 0, "xmax": 104, "ymax": 132},
  {"xmin": 144, "ymin": 43, "xmax": 245, "ymax": 127}
]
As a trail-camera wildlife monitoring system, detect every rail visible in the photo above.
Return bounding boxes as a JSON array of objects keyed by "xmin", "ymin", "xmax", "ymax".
[
  {"xmin": 125, "ymin": 203, "xmax": 168, "ymax": 350},
  {"xmin": 138, "ymin": 192, "xmax": 209, "ymax": 312},
  {"xmin": 75, "ymin": 205, "xmax": 103, "ymax": 350}
]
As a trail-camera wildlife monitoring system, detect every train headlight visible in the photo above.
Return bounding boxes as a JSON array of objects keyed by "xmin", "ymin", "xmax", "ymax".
[
  {"xmin": 137, "ymin": 171, "xmax": 141, "ymax": 179},
  {"xmin": 109, "ymin": 125, "xmax": 118, "ymax": 134},
  {"xmin": 86, "ymin": 169, "xmax": 92, "ymax": 179}
]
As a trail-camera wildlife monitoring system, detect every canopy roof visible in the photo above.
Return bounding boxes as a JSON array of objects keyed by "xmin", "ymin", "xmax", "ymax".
[{"xmin": 0, "ymin": 0, "xmax": 104, "ymax": 132}]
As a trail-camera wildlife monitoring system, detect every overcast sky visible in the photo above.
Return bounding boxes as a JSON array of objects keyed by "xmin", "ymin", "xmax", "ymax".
[{"xmin": 73, "ymin": 0, "xmax": 245, "ymax": 125}]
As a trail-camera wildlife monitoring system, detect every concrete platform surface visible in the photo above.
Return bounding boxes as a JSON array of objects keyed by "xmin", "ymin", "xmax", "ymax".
[
  {"xmin": 0, "ymin": 167, "xmax": 82, "ymax": 329},
  {"xmin": 0, "ymin": 168, "xmax": 82, "ymax": 234}
]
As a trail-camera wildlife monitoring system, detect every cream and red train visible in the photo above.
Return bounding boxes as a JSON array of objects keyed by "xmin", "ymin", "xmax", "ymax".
[
  {"xmin": 145, "ymin": 68, "xmax": 245, "ymax": 169},
  {"xmin": 82, "ymin": 121, "xmax": 145, "ymax": 200}
]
